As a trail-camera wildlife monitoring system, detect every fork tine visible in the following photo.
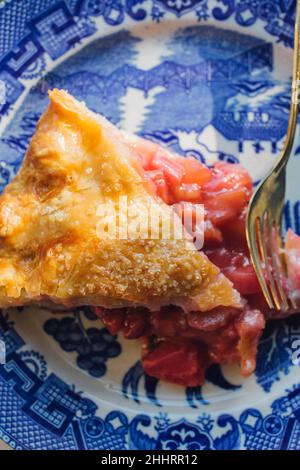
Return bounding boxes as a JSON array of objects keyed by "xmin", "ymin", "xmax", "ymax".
[
  {"xmin": 257, "ymin": 212, "xmax": 282, "ymax": 309},
  {"xmin": 252, "ymin": 215, "xmax": 275, "ymax": 309},
  {"xmin": 267, "ymin": 217, "xmax": 290, "ymax": 311}
]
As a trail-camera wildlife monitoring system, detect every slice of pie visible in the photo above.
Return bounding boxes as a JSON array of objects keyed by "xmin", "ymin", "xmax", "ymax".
[
  {"xmin": 0, "ymin": 89, "xmax": 240, "ymax": 314},
  {"xmin": 3, "ymin": 89, "xmax": 296, "ymax": 388}
]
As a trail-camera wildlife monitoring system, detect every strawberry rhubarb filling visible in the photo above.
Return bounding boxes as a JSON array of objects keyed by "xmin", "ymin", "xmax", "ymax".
[{"xmin": 94, "ymin": 138, "xmax": 297, "ymax": 387}]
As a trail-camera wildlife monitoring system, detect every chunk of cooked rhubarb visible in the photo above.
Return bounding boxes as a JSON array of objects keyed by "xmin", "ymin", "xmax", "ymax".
[
  {"xmin": 285, "ymin": 229, "xmax": 300, "ymax": 295},
  {"xmin": 143, "ymin": 341, "xmax": 209, "ymax": 387},
  {"xmin": 206, "ymin": 248, "xmax": 261, "ymax": 295}
]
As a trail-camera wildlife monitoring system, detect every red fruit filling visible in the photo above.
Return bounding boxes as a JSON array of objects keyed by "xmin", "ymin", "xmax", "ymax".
[
  {"xmin": 93, "ymin": 142, "xmax": 281, "ymax": 387},
  {"xmin": 143, "ymin": 341, "xmax": 208, "ymax": 387}
]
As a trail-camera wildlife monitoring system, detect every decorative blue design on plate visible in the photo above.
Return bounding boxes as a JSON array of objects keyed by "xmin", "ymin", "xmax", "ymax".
[
  {"xmin": 150, "ymin": 0, "xmax": 296, "ymax": 48},
  {"xmin": 44, "ymin": 309, "xmax": 122, "ymax": 379},
  {"xmin": 0, "ymin": 0, "xmax": 300, "ymax": 450},
  {"xmin": 1, "ymin": 306, "xmax": 300, "ymax": 449},
  {"xmin": 154, "ymin": 0, "xmax": 208, "ymax": 18},
  {"xmin": 122, "ymin": 361, "xmax": 161, "ymax": 407},
  {"xmin": 255, "ymin": 316, "xmax": 300, "ymax": 392},
  {"xmin": 121, "ymin": 361, "xmax": 241, "ymax": 408}
]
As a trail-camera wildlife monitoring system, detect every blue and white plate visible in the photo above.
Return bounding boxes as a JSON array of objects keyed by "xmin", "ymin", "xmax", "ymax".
[{"xmin": 1, "ymin": 0, "xmax": 300, "ymax": 451}]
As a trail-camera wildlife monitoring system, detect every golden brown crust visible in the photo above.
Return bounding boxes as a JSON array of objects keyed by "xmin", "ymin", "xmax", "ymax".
[{"xmin": 0, "ymin": 89, "xmax": 241, "ymax": 311}]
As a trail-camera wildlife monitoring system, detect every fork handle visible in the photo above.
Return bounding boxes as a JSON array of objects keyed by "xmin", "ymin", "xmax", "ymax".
[{"xmin": 275, "ymin": 0, "xmax": 300, "ymax": 172}]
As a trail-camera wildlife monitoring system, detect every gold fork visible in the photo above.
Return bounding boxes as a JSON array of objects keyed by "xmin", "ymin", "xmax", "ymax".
[{"xmin": 246, "ymin": 0, "xmax": 300, "ymax": 311}]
